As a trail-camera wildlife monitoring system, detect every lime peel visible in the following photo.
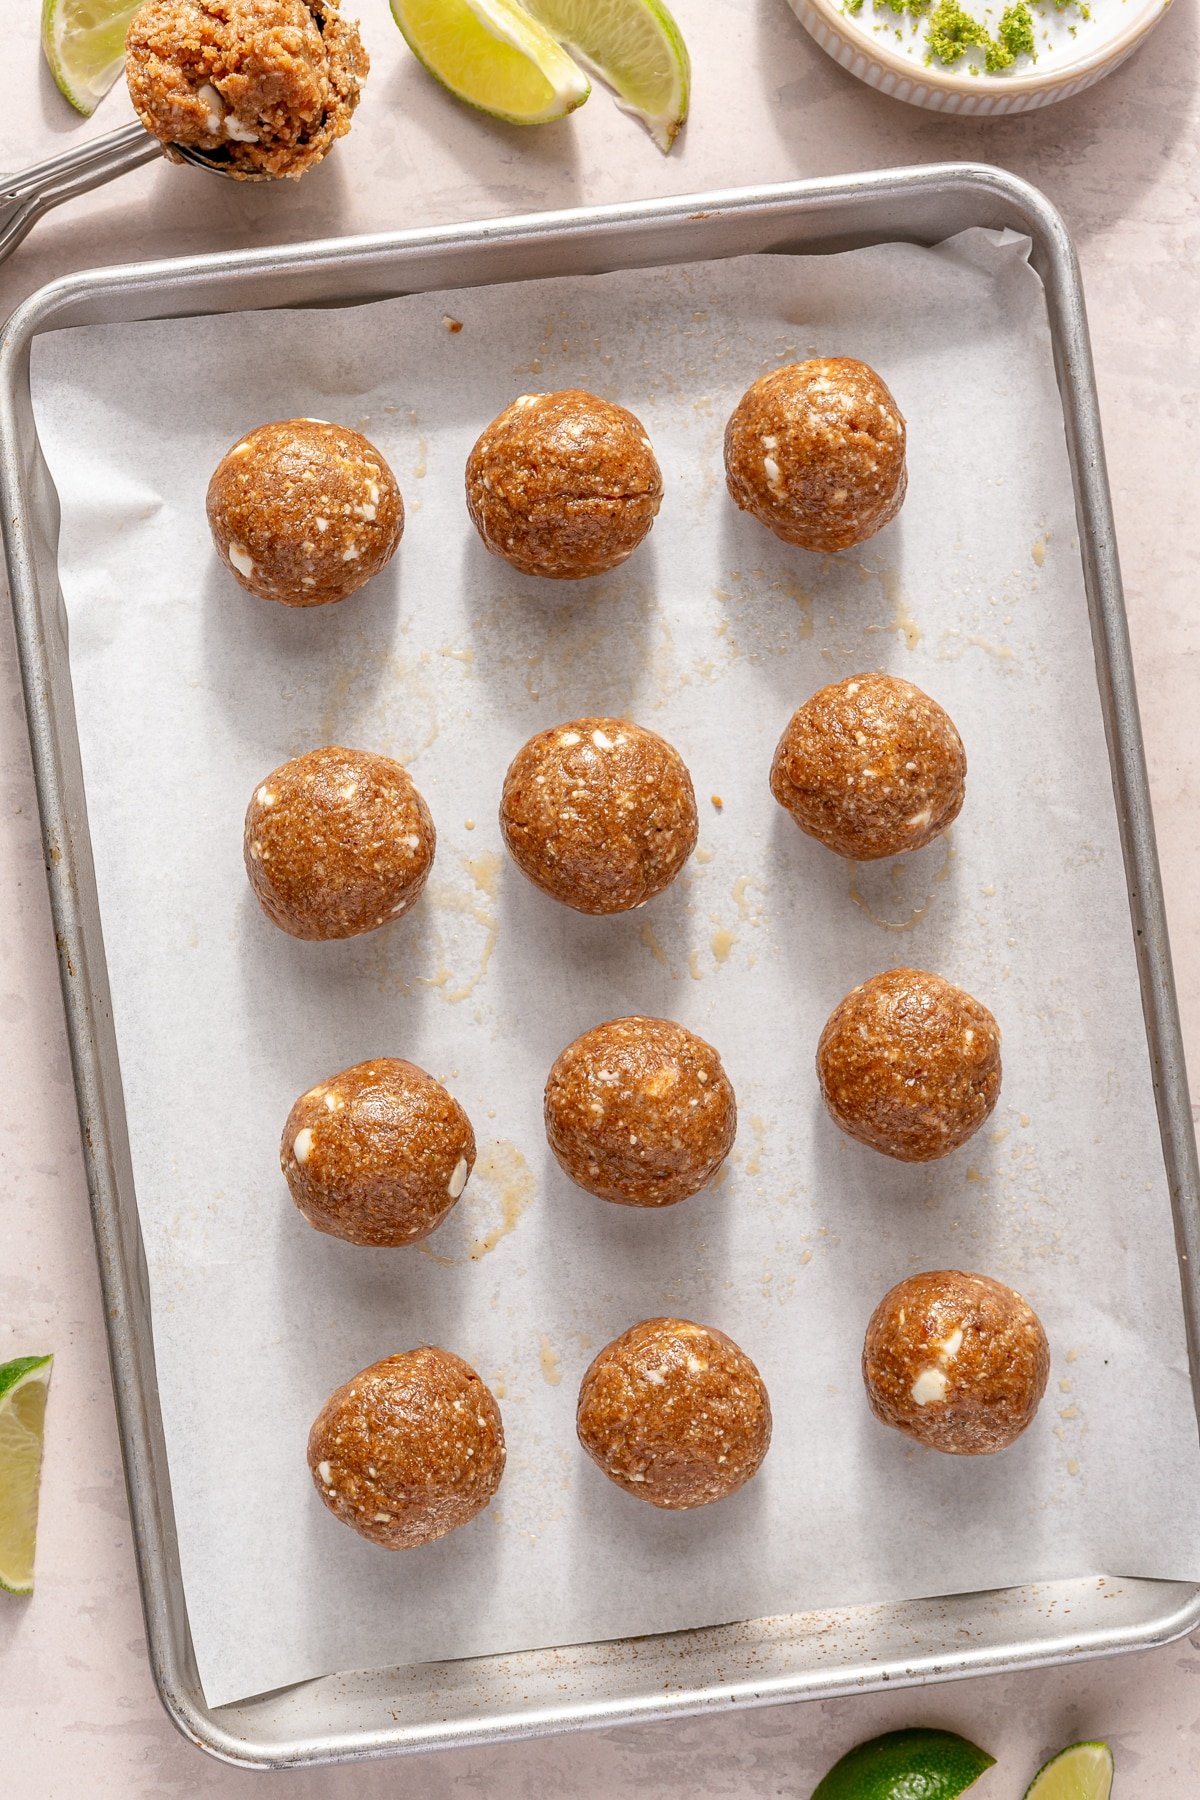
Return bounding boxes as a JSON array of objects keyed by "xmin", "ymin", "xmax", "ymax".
[{"xmin": 812, "ymin": 1728, "xmax": 996, "ymax": 1800}]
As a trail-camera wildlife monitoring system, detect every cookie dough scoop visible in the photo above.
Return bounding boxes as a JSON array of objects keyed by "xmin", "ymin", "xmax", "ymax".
[
  {"xmin": 126, "ymin": 0, "xmax": 368, "ymax": 182},
  {"xmin": 0, "ymin": 0, "xmax": 368, "ymax": 265}
]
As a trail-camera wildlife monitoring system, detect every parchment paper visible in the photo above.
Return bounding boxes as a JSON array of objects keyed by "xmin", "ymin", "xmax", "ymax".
[{"xmin": 29, "ymin": 230, "xmax": 1200, "ymax": 1709}]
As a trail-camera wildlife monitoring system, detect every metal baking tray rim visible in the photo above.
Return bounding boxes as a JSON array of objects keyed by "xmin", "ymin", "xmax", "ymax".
[{"xmin": 2, "ymin": 161, "xmax": 1198, "ymax": 1770}]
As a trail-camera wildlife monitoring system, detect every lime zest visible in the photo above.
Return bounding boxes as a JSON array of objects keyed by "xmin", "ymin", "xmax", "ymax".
[
  {"xmin": 926, "ymin": 0, "xmax": 992, "ymax": 61},
  {"xmin": 843, "ymin": 0, "xmax": 1084, "ymax": 70}
]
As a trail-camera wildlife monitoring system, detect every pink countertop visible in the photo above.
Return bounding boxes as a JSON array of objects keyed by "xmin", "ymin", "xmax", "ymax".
[{"xmin": 3, "ymin": 0, "xmax": 1199, "ymax": 1790}]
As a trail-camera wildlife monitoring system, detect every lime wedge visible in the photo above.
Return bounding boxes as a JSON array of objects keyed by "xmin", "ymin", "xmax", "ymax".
[
  {"xmin": 41, "ymin": 0, "xmax": 139, "ymax": 117},
  {"xmin": 0, "ymin": 1355, "xmax": 53, "ymax": 1596},
  {"xmin": 1024, "ymin": 1742, "xmax": 1114, "ymax": 1800},
  {"xmin": 392, "ymin": 0, "xmax": 591, "ymax": 125},
  {"xmin": 812, "ymin": 1728, "xmax": 996, "ymax": 1800},
  {"xmin": 521, "ymin": 0, "xmax": 689, "ymax": 150}
]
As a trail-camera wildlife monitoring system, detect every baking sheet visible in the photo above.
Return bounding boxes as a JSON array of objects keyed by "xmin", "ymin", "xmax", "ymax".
[{"xmin": 28, "ymin": 229, "xmax": 1200, "ymax": 1709}]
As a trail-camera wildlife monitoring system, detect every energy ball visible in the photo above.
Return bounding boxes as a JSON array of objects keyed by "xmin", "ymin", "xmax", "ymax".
[
  {"xmin": 724, "ymin": 357, "xmax": 906, "ymax": 553},
  {"xmin": 465, "ymin": 389, "xmax": 663, "ymax": 579},
  {"xmin": 281, "ymin": 1059, "xmax": 475, "ymax": 1246},
  {"xmin": 577, "ymin": 1318, "xmax": 771, "ymax": 1508},
  {"xmin": 207, "ymin": 419, "xmax": 403, "ymax": 606},
  {"xmin": 863, "ymin": 1270, "xmax": 1050, "ymax": 1455},
  {"xmin": 245, "ymin": 745, "xmax": 434, "ymax": 940},
  {"xmin": 126, "ymin": 0, "xmax": 367, "ymax": 181},
  {"xmin": 545, "ymin": 1016, "xmax": 736, "ymax": 1207},
  {"xmin": 818, "ymin": 968, "xmax": 1000, "ymax": 1162},
  {"xmin": 308, "ymin": 1348, "xmax": 505, "ymax": 1548},
  {"xmin": 771, "ymin": 672, "xmax": 966, "ymax": 860},
  {"xmin": 500, "ymin": 718, "xmax": 697, "ymax": 914}
]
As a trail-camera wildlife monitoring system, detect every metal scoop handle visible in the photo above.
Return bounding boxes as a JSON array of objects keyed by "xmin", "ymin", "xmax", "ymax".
[{"xmin": 0, "ymin": 121, "xmax": 163, "ymax": 267}]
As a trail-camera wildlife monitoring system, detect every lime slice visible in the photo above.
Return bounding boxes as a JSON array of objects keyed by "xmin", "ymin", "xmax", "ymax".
[
  {"xmin": 41, "ymin": 0, "xmax": 139, "ymax": 117},
  {"xmin": 1024, "ymin": 1742, "xmax": 1114, "ymax": 1800},
  {"xmin": 391, "ymin": 0, "xmax": 591, "ymax": 125},
  {"xmin": 812, "ymin": 1728, "xmax": 996, "ymax": 1800},
  {"xmin": 520, "ymin": 0, "xmax": 689, "ymax": 150},
  {"xmin": 0, "ymin": 1355, "xmax": 53, "ymax": 1597}
]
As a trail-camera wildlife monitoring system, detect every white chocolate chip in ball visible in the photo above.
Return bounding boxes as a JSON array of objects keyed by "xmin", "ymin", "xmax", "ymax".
[
  {"xmin": 197, "ymin": 81, "xmax": 224, "ymax": 132},
  {"xmin": 911, "ymin": 1367, "xmax": 949, "ymax": 1407}
]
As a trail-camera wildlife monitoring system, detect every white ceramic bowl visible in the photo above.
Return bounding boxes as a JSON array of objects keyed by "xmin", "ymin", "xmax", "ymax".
[{"xmin": 787, "ymin": 0, "xmax": 1171, "ymax": 112}]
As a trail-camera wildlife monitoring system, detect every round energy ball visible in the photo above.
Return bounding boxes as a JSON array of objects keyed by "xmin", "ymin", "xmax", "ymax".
[
  {"xmin": 207, "ymin": 419, "xmax": 403, "ymax": 606},
  {"xmin": 244, "ymin": 746, "xmax": 434, "ymax": 940},
  {"xmin": 862, "ymin": 1270, "xmax": 1050, "ymax": 1455},
  {"xmin": 818, "ymin": 968, "xmax": 1001, "ymax": 1162},
  {"xmin": 545, "ymin": 1016, "xmax": 736, "ymax": 1207},
  {"xmin": 281, "ymin": 1059, "xmax": 475, "ymax": 1246},
  {"xmin": 771, "ymin": 672, "xmax": 966, "ymax": 860},
  {"xmin": 126, "ymin": 0, "xmax": 367, "ymax": 181},
  {"xmin": 577, "ymin": 1318, "xmax": 771, "ymax": 1508},
  {"xmin": 465, "ymin": 389, "xmax": 663, "ymax": 579},
  {"xmin": 724, "ymin": 357, "xmax": 906, "ymax": 553},
  {"xmin": 308, "ymin": 1348, "xmax": 505, "ymax": 1548},
  {"xmin": 500, "ymin": 717, "xmax": 697, "ymax": 914}
]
